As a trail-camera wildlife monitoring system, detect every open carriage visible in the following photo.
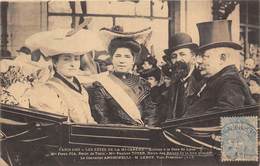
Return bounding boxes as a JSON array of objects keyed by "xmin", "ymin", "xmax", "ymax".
[{"xmin": 0, "ymin": 104, "xmax": 259, "ymax": 166}]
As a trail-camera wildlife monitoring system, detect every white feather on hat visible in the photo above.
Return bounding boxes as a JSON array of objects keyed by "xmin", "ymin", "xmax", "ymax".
[
  {"xmin": 25, "ymin": 31, "xmax": 50, "ymax": 53},
  {"xmin": 25, "ymin": 29, "xmax": 105, "ymax": 57},
  {"xmin": 0, "ymin": 58, "xmax": 49, "ymax": 76}
]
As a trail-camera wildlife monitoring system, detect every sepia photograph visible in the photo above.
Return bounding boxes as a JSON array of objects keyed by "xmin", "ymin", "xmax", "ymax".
[{"xmin": 0, "ymin": 0, "xmax": 259, "ymax": 165}]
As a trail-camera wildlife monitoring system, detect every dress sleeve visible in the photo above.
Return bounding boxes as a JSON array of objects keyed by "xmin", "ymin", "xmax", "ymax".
[
  {"xmin": 88, "ymin": 83, "xmax": 111, "ymax": 124},
  {"xmin": 140, "ymin": 95, "xmax": 160, "ymax": 127},
  {"xmin": 79, "ymin": 89, "xmax": 97, "ymax": 124},
  {"xmin": 21, "ymin": 85, "xmax": 66, "ymax": 116}
]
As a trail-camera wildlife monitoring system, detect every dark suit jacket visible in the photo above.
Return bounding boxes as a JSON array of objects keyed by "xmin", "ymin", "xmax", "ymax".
[
  {"xmin": 183, "ymin": 65, "xmax": 256, "ymax": 117},
  {"xmin": 166, "ymin": 68, "xmax": 205, "ymax": 120}
]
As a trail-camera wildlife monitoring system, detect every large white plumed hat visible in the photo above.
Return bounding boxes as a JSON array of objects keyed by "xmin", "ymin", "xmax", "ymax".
[
  {"xmin": 25, "ymin": 28, "xmax": 105, "ymax": 57},
  {"xmin": 99, "ymin": 26, "xmax": 152, "ymax": 51}
]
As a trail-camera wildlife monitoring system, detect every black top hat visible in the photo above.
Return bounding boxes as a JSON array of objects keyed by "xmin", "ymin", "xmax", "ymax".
[
  {"xmin": 164, "ymin": 33, "xmax": 198, "ymax": 55},
  {"xmin": 197, "ymin": 20, "xmax": 242, "ymax": 51},
  {"xmin": 108, "ymin": 37, "xmax": 141, "ymax": 57}
]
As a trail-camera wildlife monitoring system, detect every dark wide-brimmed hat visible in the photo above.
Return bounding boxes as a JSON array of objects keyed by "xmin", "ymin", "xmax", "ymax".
[
  {"xmin": 164, "ymin": 33, "xmax": 198, "ymax": 55},
  {"xmin": 197, "ymin": 20, "xmax": 242, "ymax": 52},
  {"xmin": 135, "ymin": 44, "xmax": 157, "ymax": 66},
  {"xmin": 140, "ymin": 67, "xmax": 161, "ymax": 82},
  {"xmin": 16, "ymin": 46, "xmax": 31, "ymax": 55}
]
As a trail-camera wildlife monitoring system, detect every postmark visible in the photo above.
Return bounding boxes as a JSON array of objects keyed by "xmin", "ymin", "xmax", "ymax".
[{"xmin": 221, "ymin": 116, "xmax": 258, "ymax": 161}]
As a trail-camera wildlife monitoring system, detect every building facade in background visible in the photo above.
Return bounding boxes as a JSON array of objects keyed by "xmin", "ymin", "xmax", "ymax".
[{"xmin": 0, "ymin": 0, "xmax": 259, "ymax": 66}]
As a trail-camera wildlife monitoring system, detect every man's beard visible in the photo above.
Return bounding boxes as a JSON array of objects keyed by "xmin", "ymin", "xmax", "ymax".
[{"xmin": 171, "ymin": 61, "xmax": 190, "ymax": 82}]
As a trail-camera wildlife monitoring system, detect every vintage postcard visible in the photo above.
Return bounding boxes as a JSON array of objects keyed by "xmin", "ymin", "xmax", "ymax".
[{"xmin": 0, "ymin": 0, "xmax": 259, "ymax": 166}]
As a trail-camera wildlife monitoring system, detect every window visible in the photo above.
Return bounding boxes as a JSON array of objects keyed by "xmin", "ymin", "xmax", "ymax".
[{"xmin": 240, "ymin": 1, "xmax": 260, "ymax": 67}]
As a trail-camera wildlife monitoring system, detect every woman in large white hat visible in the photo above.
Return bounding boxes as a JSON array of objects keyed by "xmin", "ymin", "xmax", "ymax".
[{"xmin": 20, "ymin": 28, "xmax": 103, "ymax": 124}]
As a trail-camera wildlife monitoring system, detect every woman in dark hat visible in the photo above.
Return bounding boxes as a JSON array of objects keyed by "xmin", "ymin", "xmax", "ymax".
[
  {"xmin": 135, "ymin": 44, "xmax": 157, "ymax": 73},
  {"xmin": 139, "ymin": 66, "xmax": 169, "ymax": 122},
  {"xmin": 140, "ymin": 67, "xmax": 161, "ymax": 88},
  {"xmin": 108, "ymin": 37, "xmax": 141, "ymax": 73},
  {"xmin": 89, "ymin": 26, "xmax": 160, "ymax": 126}
]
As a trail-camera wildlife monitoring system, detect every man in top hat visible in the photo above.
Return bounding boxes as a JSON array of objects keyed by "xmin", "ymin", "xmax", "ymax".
[
  {"xmin": 20, "ymin": 29, "xmax": 100, "ymax": 124},
  {"xmin": 183, "ymin": 20, "xmax": 256, "ymax": 117},
  {"xmin": 88, "ymin": 26, "xmax": 159, "ymax": 126},
  {"xmin": 162, "ymin": 33, "xmax": 204, "ymax": 119}
]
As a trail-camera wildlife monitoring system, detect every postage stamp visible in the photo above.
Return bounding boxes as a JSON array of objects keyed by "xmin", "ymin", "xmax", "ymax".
[{"xmin": 221, "ymin": 116, "xmax": 258, "ymax": 162}]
